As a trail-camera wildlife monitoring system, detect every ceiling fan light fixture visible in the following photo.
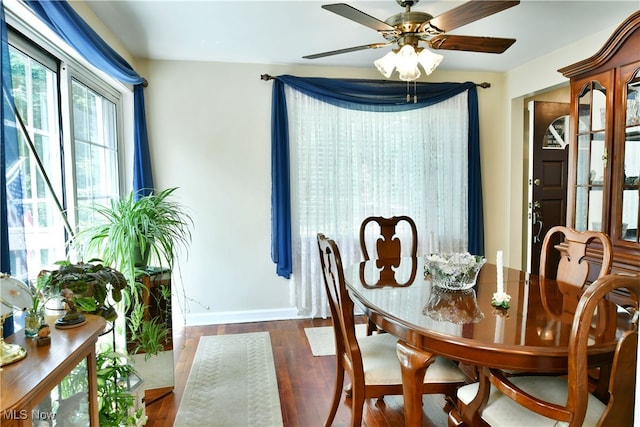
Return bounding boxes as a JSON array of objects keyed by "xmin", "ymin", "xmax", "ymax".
[
  {"xmin": 307, "ymin": 1, "xmax": 519, "ymax": 79},
  {"xmin": 417, "ymin": 48, "xmax": 443, "ymax": 75},
  {"xmin": 374, "ymin": 50, "xmax": 397, "ymax": 78},
  {"xmin": 374, "ymin": 45, "xmax": 442, "ymax": 81},
  {"xmin": 395, "ymin": 44, "xmax": 421, "ymax": 81}
]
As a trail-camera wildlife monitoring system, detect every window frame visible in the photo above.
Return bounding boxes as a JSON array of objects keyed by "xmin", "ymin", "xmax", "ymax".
[{"xmin": 4, "ymin": 4, "xmax": 128, "ymax": 279}]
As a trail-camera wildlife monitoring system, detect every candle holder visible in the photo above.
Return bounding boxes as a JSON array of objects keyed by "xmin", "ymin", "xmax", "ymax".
[
  {"xmin": 492, "ymin": 307, "xmax": 510, "ymax": 317},
  {"xmin": 491, "ymin": 291, "xmax": 511, "ymax": 309}
]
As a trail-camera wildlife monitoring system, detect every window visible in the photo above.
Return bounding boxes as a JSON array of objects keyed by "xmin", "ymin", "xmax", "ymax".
[
  {"xmin": 286, "ymin": 87, "xmax": 471, "ymax": 317},
  {"xmin": 71, "ymin": 78, "xmax": 120, "ymax": 229},
  {"xmin": 6, "ymin": 25, "xmax": 123, "ymax": 282}
]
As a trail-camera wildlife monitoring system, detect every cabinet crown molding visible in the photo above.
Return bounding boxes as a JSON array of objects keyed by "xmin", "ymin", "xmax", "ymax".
[{"xmin": 558, "ymin": 10, "xmax": 640, "ymax": 78}]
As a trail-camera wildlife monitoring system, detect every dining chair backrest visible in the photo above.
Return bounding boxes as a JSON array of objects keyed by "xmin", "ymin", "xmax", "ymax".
[
  {"xmin": 317, "ymin": 233, "xmax": 363, "ymax": 369},
  {"xmin": 539, "ymin": 226, "xmax": 613, "ymax": 322},
  {"xmin": 486, "ymin": 273, "xmax": 639, "ymax": 427},
  {"xmin": 359, "ymin": 215, "xmax": 418, "ymax": 261},
  {"xmin": 318, "ymin": 233, "xmax": 467, "ymax": 427}
]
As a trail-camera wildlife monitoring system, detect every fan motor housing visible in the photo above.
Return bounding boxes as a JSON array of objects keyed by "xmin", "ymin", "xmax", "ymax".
[
  {"xmin": 384, "ymin": 12, "xmax": 435, "ymax": 38},
  {"xmin": 396, "ymin": 0, "xmax": 420, "ymax": 7}
]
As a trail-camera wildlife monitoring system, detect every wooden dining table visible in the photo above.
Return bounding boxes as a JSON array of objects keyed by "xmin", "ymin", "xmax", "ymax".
[{"xmin": 343, "ymin": 256, "xmax": 628, "ymax": 426}]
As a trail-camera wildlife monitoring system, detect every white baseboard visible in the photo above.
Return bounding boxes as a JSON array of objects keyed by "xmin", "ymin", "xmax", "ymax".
[{"xmin": 185, "ymin": 307, "xmax": 304, "ymax": 326}]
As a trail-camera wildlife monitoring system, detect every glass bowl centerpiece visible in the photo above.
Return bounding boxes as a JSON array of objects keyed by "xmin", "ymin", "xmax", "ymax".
[
  {"xmin": 424, "ymin": 252, "xmax": 486, "ymax": 290},
  {"xmin": 423, "ymin": 287, "xmax": 484, "ymax": 324}
]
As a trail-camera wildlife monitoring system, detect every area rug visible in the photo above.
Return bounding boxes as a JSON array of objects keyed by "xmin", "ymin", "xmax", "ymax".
[
  {"xmin": 304, "ymin": 324, "xmax": 368, "ymax": 356},
  {"xmin": 173, "ymin": 332, "xmax": 283, "ymax": 427}
]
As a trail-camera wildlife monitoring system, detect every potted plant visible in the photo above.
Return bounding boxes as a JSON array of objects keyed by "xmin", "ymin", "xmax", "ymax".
[
  {"xmin": 34, "ymin": 262, "xmax": 143, "ymax": 425},
  {"xmin": 96, "ymin": 346, "xmax": 146, "ymax": 427},
  {"xmin": 37, "ymin": 260, "xmax": 128, "ymax": 323},
  {"xmin": 72, "ymin": 187, "xmax": 192, "ymax": 356},
  {"xmin": 24, "ymin": 279, "xmax": 49, "ymax": 338},
  {"xmin": 74, "ymin": 187, "xmax": 192, "ymax": 285}
]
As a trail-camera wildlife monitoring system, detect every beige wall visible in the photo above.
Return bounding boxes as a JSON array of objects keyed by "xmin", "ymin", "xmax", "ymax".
[{"xmin": 136, "ymin": 60, "xmax": 506, "ymax": 324}]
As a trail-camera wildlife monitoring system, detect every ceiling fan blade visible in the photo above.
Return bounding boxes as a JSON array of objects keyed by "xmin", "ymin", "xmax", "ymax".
[
  {"xmin": 303, "ymin": 43, "xmax": 390, "ymax": 60},
  {"xmin": 427, "ymin": 0, "xmax": 520, "ymax": 33},
  {"xmin": 322, "ymin": 3, "xmax": 396, "ymax": 32},
  {"xmin": 428, "ymin": 35, "xmax": 516, "ymax": 54}
]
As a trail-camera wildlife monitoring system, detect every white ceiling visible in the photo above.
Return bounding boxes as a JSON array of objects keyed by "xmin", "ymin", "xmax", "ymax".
[{"xmin": 83, "ymin": 0, "xmax": 640, "ymax": 72}]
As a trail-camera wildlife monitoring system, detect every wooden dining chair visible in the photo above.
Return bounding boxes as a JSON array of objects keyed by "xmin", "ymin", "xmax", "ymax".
[
  {"xmin": 532, "ymin": 226, "xmax": 615, "ymax": 395},
  {"xmin": 539, "ymin": 225, "xmax": 613, "ymax": 324},
  {"xmin": 359, "ymin": 215, "xmax": 418, "ymax": 261},
  {"xmin": 450, "ymin": 272, "xmax": 639, "ymax": 427},
  {"xmin": 317, "ymin": 233, "xmax": 467, "ymax": 427},
  {"xmin": 359, "ymin": 215, "xmax": 418, "ymax": 334}
]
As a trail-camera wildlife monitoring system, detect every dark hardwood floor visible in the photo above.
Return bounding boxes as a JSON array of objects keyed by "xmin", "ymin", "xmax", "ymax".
[{"xmin": 144, "ymin": 317, "xmax": 450, "ymax": 427}]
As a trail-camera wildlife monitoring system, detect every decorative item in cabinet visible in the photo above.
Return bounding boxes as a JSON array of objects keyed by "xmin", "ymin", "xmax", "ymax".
[{"xmin": 558, "ymin": 10, "xmax": 640, "ymax": 279}]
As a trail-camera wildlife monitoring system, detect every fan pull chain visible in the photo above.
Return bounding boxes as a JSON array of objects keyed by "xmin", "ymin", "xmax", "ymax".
[{"xmin": 405, "ymin": 81, "xmax": 418, "ymax": 103}]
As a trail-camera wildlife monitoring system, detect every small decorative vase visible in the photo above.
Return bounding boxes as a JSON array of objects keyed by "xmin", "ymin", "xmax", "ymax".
[{"xmin": 24, "ymin": 310, "xmax": 43, "ymax": 338}]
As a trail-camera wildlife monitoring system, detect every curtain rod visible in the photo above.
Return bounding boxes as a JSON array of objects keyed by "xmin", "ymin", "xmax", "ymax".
[{"xmin": 260, "ymin": 74, "xmax": 490, "ymax": 88}]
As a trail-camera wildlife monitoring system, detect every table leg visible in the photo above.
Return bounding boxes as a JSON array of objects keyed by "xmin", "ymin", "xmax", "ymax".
[
  {"xmin": 87, "ymin": 348, "xmax": 99, "ymax": 426},
  {"xmin": 396, "ymin": 340, "xmax": 436, "ymax": 427}
]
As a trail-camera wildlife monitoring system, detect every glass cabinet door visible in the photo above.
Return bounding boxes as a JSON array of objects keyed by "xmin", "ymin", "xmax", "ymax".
[
  {"xmin": 34, "ymin": 359, "xmax": 90, "ymax": 426},
  {"xmin": 575, "ymin": 81, "xmax": 608, "ymax": 232},
  {"xmin": 621, "ymin": 66, "xmax": 640, "ymax": 243}
]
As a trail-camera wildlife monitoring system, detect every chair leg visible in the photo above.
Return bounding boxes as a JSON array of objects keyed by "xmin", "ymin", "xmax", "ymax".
[
  {"xmin": 344, "ymin": 382, "xmax": 353, "ymax": 397},
  {"xmin": 325, "ymin": 366, "xmax": 345, "ymax": 427},
  {"xmin": 448, "ymin": 408, "xmax": 466, "ymax": 427},
  {"xmin": 443, "ymin": 393, "xmax": 456, "ymax": 413},
  {"xmin": 366, "ymin": 318, "xmax": 377, "ymax": 335},
  {"xmin": 349, "ymin": 384, "xmax": 365, "ymax": 427}
]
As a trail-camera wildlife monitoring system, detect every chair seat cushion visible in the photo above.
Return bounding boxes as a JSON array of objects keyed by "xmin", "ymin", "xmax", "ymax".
[
  {"xmin": 358, "ymin": 333, "xmax": 466, "ymax": 385},
  {"xmin": 457, "ymin": 376, "xmax": 606, "ymax": 426}
]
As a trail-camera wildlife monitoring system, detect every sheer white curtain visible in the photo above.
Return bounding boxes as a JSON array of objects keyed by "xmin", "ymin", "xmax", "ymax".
[{"xmin": 286, "ymin": 87, "xmax": 470, "ymax": 318}]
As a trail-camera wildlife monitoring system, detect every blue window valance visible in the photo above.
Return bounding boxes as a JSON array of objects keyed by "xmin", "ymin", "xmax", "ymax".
[
  {"xmin": 23, "ymin": 0, "xmax": 154, "ymax": 197},
  {"xmin": 270, "ymin": 75, "xmax": 484, "ymax": 278}
]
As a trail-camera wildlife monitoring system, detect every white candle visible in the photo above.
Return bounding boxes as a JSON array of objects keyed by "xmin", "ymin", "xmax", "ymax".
[
  {"xmin": 494, "ymin": 314, "xmax": 505, "ymax": 344},
  {"xmin": 496, "ymin": 250, "xmax": 504, "ymax": 294}
]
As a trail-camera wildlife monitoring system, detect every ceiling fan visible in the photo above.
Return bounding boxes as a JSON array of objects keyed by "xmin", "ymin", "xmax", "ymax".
[{"xmin": 303, "ymin": 0, "xmax": 520, "ymax": 80}]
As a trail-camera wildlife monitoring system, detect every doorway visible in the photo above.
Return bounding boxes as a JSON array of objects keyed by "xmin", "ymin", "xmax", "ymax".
[{"xmin": 526, "ymin": 100, "xmax": 570, "ymax": 275}]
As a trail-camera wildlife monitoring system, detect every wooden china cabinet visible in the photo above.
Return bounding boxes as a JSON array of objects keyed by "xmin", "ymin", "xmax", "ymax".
[{"xmin": 558, "ymin": 11, "xmax": 640, "ymax": 289}]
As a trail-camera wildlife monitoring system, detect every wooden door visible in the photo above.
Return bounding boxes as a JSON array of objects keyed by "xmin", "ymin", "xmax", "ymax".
[{"xmin": 527, "ymin": 101, "xmax": 570, "ymax": 276}]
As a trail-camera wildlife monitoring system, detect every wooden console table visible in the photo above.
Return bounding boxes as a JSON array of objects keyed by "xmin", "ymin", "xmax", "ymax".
[{"xmin": 1, "ymin": 314, "xmax": 106, "ymax": 426}]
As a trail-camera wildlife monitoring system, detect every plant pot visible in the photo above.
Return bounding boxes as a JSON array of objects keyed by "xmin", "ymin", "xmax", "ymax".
[{"xmin": 133, "ymin": 240, "xmax": 152, "ymax": 269}]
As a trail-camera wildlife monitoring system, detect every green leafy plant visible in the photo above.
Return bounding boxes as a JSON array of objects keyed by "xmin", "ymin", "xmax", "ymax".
[
  {"xmin": 73, "ymin": 187, "xmax": 193, "ymax": 356},
  {"xmin": 37, "ymin": 260, "xmax": 128, "ymax": 322},
  {"xmin": 96, "ymin": 346, "xmax": 144, "ymax": 427},
  {"xmin": 26, "ymin": 273, "xmax": 50, "ymax": 316},
  {"xmin": 129, "ymin": 315, "xmax": 170, "ymax": 360},
  {"xmin": 74, "ymin": 187, "xmax": 192, "ymax": 285}
]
